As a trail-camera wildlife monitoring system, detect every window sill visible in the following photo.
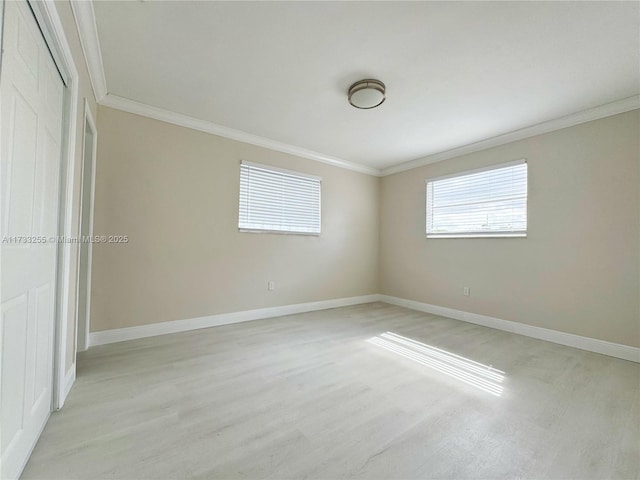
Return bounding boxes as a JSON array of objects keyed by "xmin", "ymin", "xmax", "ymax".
[
  {"xmin": 239, "ymin": 228, "xmax": 320, "ymax": 237},
  {"xmin": 427, "ymin": 233, "xmax": 527, "ymax": 239}
]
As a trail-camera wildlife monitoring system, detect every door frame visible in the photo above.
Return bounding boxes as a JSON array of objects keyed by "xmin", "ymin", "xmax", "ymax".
[
  {"xmin": 75, "ymin": 99, "xmax": 97, "ymax": 352},
  {"xmin": 25, "ymin": 0, "xmax": 81, "ymax": 410},
  {"xmin": 0, "ymin": 1, "xmax": 5, "ymax": 74}
]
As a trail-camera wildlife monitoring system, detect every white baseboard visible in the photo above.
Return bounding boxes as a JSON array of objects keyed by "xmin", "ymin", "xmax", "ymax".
[
  {"xmin": 58, "ymin": 364, "xmax": 76, "ymax": 409},
  {"xmin": 89, "ymin": 294, "xmax": 381, "ymax": 347},
  {"xmin": 379, "ymin": 295, "xmax": 640, "ymax": 363},
  {"xmin": 88, "ymin": 293, "xmax": 639, "ymax": 363}
]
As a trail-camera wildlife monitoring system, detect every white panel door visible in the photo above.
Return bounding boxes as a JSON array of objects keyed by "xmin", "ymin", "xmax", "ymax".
[{"xmin": 0, "ymin": 1, "xmax": 65, "ymax": 478}]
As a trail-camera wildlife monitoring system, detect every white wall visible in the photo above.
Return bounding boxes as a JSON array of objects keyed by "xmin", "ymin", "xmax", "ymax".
[
  {"xmin": 90, "ymin": 106, "xmax": 380, "ymax": 331},
  {"xmin": 90, "ymin": 105, "xmax": 639, "ymax": 350},
  {"xmin": 380, "ymin": 111, "xmax": 639, "ymax": 347}
]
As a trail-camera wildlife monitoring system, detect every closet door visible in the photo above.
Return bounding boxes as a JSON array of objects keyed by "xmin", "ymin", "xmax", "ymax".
[{"xmin": 0, "ymin": 2, "xmax": 65, "ymax": 478}]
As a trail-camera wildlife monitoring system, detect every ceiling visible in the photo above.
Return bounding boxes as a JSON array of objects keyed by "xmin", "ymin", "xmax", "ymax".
[{"xmin": 92, "ymin": 1, "xmax": 639, "ymax": 171}]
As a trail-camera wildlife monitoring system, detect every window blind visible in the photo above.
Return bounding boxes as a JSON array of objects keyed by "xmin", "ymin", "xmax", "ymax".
[
  {"xmin": 239, "ymin": 161, "xmax": 321, "ymax": 235},
  {"xmin": 426, "ymin": 160, "xmax": 527, "ymax": 238}
]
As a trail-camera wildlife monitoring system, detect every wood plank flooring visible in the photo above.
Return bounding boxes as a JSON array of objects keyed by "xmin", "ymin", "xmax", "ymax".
[{"xmin": 22, "ymin": 302, "xmax": 639, "ymax": 479}]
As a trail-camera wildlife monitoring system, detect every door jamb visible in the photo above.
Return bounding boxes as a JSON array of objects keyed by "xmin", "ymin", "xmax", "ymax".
[
  {"xmin": 27, "ymin": 0, "xmax": 81, "ymax": 410},
  {"xmin": 76, "ymin": 99, "xmax": 97, "ymax": 352}
]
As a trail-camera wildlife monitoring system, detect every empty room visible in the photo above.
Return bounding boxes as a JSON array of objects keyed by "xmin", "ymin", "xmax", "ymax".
[{"xmin": 1, "ymin": 1, "xmax": 638, "ymax": 479}]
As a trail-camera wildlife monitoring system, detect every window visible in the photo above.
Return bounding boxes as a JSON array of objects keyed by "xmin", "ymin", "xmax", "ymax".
[
  {"xmin": 239, "ymin": 161, "xmax": 321, "ymax": 235},
  {"xmin": 426, "ymin": 160, "xmax": 527, "ymax": 238}
]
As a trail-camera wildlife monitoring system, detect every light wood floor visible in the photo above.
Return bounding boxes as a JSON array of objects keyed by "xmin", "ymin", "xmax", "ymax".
[{"xmin": 22, "ymin": 302, "xmax": 639, "ymax": 479}]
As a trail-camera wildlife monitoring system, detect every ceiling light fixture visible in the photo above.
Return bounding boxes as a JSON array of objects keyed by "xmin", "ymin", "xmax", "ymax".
[{"xmin": 348, "ymin": 79, "xmax": 386, "ymax": 109}]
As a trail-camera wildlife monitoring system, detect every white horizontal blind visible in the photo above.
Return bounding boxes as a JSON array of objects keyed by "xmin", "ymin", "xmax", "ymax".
[
  {"xmin": 426, "ymin": 160, "xmax": 527, "ymax": 238},
  {"xmin": 239, "ymin": 161, "xmax": 321, "ymax": 235}
]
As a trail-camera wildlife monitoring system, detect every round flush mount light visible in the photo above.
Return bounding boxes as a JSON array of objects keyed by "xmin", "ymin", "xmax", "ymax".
[{"xmin": 348, "ymin": 79, "xmax": 386, "ymax": 109}]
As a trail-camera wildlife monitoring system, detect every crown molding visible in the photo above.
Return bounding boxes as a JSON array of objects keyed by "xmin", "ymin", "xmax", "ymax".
[
  {"xmin": 100, "ymin": 94, "xmax": 380, "ymax": 176},
  {"xmin": 70, "ymin": 0, "xmax": 107, "ymax": 102},
  {"xmin": 381, "ymin": 95, "xmax": 640, "ymax": 176},
  {"xmin": 101, "ymin": 93, "xmax": 639, "ymax": 178}
]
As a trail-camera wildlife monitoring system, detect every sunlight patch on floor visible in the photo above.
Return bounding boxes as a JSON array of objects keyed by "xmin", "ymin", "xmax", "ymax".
[{"xmin": 367, "ymin": 331, "xmax": 505, "ymax": 396}]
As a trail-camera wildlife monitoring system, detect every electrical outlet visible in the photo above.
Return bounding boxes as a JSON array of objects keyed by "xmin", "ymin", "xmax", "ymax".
[
  {"xmin": 268, "ymin": 281, "xmax": 275, "ymax": 291},
  {"xmin": 463, "ymin": 287, "xmax": 470, "ymax": 296}
]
